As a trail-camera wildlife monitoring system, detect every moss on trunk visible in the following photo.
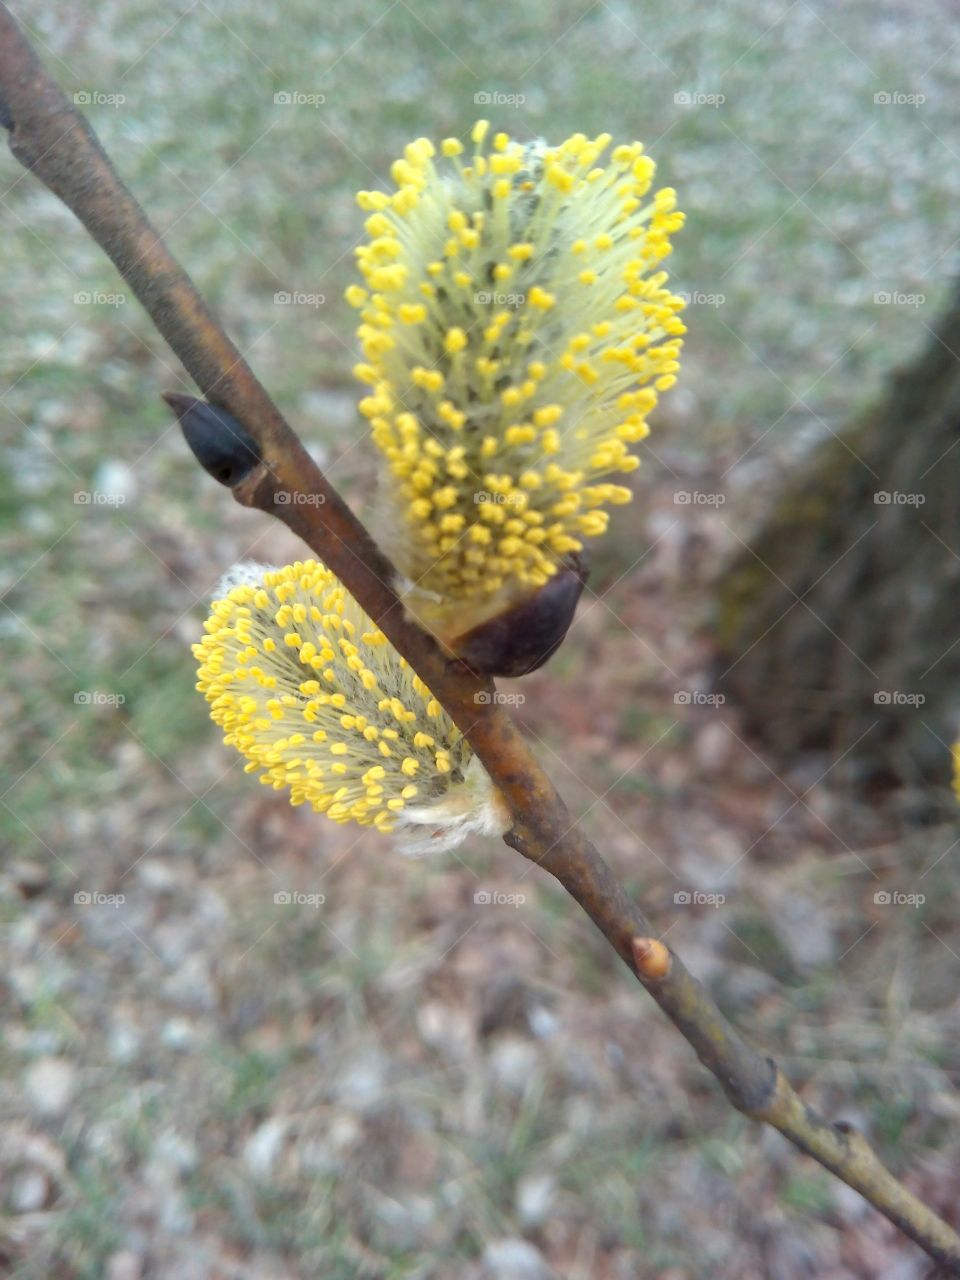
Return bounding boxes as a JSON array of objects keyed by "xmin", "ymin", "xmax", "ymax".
[{"xmin": 716, "ymin": 285, "xmax": 960, "ymax": 791}]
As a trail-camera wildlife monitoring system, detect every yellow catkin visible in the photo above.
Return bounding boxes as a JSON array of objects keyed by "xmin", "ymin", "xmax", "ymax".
[
  {"xmin": 348, "ymin": 125, "xmax": 686, "ymax": 615},
  {"xmin": 193, "ymin": 560, "xmax": 476, "ymax": 835}
]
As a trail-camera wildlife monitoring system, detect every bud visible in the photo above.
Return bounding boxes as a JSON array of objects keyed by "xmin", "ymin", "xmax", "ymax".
[
  {"xmin": 347, "ymin": 123, "xmax": 685, "ymax": 671},
  {"xmin": 164, "ymin": 394, "xmax": 261, "ymax": 487}
]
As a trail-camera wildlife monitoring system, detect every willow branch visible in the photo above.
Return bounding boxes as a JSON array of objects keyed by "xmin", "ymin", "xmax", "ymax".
[{"xmin": 1, "ymin": 7, "xmax": 956, "ymax": 1270}]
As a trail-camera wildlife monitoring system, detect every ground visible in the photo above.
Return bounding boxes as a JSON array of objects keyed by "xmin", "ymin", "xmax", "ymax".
[{"xmin": 2, "ymin": 2, "xmax": 959, "ymax": 1277}]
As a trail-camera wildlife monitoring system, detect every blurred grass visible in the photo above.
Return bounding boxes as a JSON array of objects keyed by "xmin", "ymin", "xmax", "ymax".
[{"xmin": 2, "ymin": 1, "xmax": 959, "ymax": 1276}]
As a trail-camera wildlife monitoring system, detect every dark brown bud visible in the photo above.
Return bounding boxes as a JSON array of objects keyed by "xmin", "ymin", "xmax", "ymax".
[
  {"xmin": 164, "ymin": 393, "xmax": 261, "ymax": 487},
  {"xmin": 450, "ymin": 555, "xmax": 588, "ymax": 678}
]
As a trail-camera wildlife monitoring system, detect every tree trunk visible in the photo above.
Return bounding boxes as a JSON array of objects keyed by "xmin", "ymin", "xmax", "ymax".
[{"xmin": 716, "ymin": 286, "xmax": 960, "ymax": 793}]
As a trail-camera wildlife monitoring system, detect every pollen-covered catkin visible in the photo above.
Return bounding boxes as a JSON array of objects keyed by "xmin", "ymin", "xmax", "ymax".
[
  {"xmin": 194, "ymin": 560, "xmax": 508, "ymax": 854},
  {"xmin": 348, "ymin": 123, "xmax": 686, "ymax": 639}
]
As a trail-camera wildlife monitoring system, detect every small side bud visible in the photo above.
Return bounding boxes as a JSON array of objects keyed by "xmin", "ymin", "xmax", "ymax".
[
  {"xmin": 164, "ymin": 393, "xmax": 261, "ymax": 487},
  {"xmin": 632, "ymin": 936, "xmax": 671, "ymax": 979},
  {"xmin": 448, "ymin": 555, "xmax": 588, "ymax": 678}
]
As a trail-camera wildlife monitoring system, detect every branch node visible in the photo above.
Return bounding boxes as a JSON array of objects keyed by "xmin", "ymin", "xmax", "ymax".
[
  {"xmin": 632, "ymin": 935, "xmax": 672, "ymax": 979},
  {"xmin": 503, "ymin": 826, "xmax": 533, "ymax": 858}
]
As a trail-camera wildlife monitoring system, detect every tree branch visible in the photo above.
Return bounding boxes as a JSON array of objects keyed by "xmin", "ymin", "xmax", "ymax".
[{"xmin": 2, "ymin": 6, "xmax": 956, "ymax": 1269}]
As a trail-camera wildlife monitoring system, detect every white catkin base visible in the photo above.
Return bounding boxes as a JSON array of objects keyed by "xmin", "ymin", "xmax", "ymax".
[
  {"xmin": 392, "ymin": 757, "xmax": 511, "ymax": 857},
  {"xmin": 212, "ymin": 561, "xmax": 279, "ymax": 601}
]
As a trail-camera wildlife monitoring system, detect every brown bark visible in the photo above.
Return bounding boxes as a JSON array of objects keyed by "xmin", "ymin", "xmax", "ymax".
[{"xmin": 717, "ymin": 285, "xmax": 960, "ymax": 791}]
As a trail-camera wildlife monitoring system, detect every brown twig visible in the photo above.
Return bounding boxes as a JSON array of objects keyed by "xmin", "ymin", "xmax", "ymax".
[{"xmin": 1, "ymin": 6, "xmax": 957, "ymax": 1270}]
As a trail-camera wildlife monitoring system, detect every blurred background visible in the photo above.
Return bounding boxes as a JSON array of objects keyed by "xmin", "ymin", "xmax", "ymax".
[{"xmin": 2, "ymin": 2, "xmax": 959, "ymax": 1277}]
